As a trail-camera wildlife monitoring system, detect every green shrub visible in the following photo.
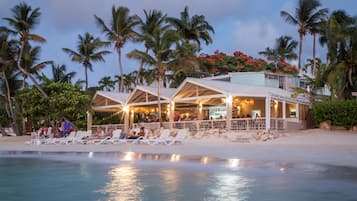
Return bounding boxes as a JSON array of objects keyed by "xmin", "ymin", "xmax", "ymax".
[{"xmin": 312, "ymin": 100, "xmax": 357, "ymax": 129}]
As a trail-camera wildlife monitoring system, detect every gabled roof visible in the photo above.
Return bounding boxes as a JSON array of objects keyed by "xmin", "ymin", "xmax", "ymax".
[
  {"xmin": 174, "ymin": 78, "xmax": 310, "ymax": 104},
  {"xmin": 91, "ymin": 91, "xmax": 129, "ymax": 112},
  {"xmin": 126, "ymin": 85, "xmax": 176, "ymax": 106}
]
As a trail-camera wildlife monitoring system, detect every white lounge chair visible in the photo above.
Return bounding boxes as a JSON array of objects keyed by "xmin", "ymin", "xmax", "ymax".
[
  {"xmin": 165, "ymin": 129, "xmax": 188, "ymax": 145},
  {"xmin": 146, "ymin": 129, "xmax": 171, "ymax": 145}
]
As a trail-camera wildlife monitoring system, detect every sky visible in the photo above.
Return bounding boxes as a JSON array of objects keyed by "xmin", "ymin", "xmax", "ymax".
[{"xmin": 0, "ymin": 0, "xmax": 356, "ymax": 88}]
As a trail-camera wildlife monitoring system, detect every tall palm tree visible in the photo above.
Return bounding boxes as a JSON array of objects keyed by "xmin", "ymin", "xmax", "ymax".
[
  {"xmin": 1, "ymin": 2, "xmax": 48, "ymax": 97},
  {"xmin": 259, "ymin": 36, "xmax": 298, "ymax": 70},
  {"xmin": 98, "ymin": 76, "xmax": 115, "ymax": 91},
  {"xmin": 0, "ymin": 31, "xmax": 21, "ymax": 135},
  {"xmin": 51, "ymin": 63, "xmax": 76, "ymax": 84},
  {"xmin": 63, "ymin": 32, "xmax": 111, "ymax": 90},
  {"xmin": 167, "ymin": 6, "xmax": 215, "ymax": 50},
  {"xmin": 280, "ymin": 0, "xmax": 328, "ymax": 69},
  {"xmin": 319, "ymin": 11, "xmax": 357, "ymax": 99},
  {"xmin": 128, "ymin": 24, "xmax": 179, "ymax": 125},
  {"xmin": 95, "ymin": 6, "xmax": 140, "ymax": 92},
  {"xmin": 135, "ymin": 9, "xmax": 167, "ymax": 84},
  {"xmin": 18, "ymin": 43, "xmax": 52, "ymax": 89}
]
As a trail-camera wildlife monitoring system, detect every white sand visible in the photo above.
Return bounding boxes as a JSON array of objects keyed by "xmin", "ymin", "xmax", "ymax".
[{"xmin": 1, "ymin": 129, "xmax": 357, "ymax": 167}]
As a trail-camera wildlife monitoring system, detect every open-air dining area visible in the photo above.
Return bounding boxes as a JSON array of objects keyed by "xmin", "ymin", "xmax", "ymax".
[{"xmin": 90, "ymin": 76, "xmax": 311, "ymax": 136}]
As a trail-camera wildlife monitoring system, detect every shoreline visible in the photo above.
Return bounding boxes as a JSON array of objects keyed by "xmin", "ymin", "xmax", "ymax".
[{"xmin": 1, "ymin": 129, "xmax": 357, "ymax": 167}]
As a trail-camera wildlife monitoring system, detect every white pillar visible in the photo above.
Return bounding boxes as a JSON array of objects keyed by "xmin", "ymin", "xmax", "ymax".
[
  {"xmin": 123, "ymin": 106, "xmax": 129, "ymax": 134},
  {"xmin": 265, "ymin": 96, "xmax": 271, "ymax": 131},
  {"xmin": 169, "ymin": 101, "xmax": 175, "ymax": 129},
  {"xmin": 86, "ymin": 111, "xmax": 92, "ymax": 131},
  {"xmin": 282, "ymin": 100, "xmax": 286, "ymax": 129},
  {"xmin": 296, "ymin": 103, "xmax": 299, "ymax": 121},
  {"xmin": 226, "ymin": 95, "xmax": 232, "ymax": 130}
]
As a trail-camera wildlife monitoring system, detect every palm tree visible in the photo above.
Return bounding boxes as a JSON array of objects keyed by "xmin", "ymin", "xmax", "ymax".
[
  {"xmin": 95, "ymin": 6, "xmax": 140, "ymax": 92},
  {"xmin": 319, "ymin": 11, "xmax": 357, "ymax": 99},
  {"xmin": 0, "ymin": 31, "xmax": 21, "ymax": 135},
  {"xmin": 18, "ymin": 43, "xmax": 52, "ymax": 89},
  {"xmin": 50, "ymin": 63, "xmax": 76, "ymax": 84},
  {"xmin": 98, "ymin": 76, "xmax": 115, "ymax": 91},
  {"xmin": 259, "ymin": 36, "xmax": 298, "ymax": 70},
  {"xmin": 128, "ymin": 24, "xmax": 179, "ymax": 125},
  {"xmin": 135, "ymin": 9, "xmax": 167, "ymax": 84},
  {"xmin": 280, "ymin": 0, "xmax": 328, "ymax": 69},
  {"xmin": 63, "ymin": 32, "xmax": 110, "ymax": 90},
  {"xmin": 167, "ymin": 6, "xmax": 214, "ymax": 50},
  {"xmin": 1, "ymin": 2, "xmax": 49, "ymax": 97}
]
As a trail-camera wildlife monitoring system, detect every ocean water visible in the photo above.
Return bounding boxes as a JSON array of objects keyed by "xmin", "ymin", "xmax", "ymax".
[{"xmin": 0, "ymin": 152, "xmax": 357, "ymax": 201}]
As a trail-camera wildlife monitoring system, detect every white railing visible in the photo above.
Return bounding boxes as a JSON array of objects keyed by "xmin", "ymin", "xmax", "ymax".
[
  {"xmin": 91, "ymin": 124, "xmax": 123, "ymax": 133},
  {"xmin": 231, "ymin": 118, "xmax": 266, "ymax": 130},
  {"xmin": 93, "ymin": 118, "xmax": 286, "ymax": 133},
  {"xmin": 271, "ymin": 118, "xmax": 286, "ymax": 130}
]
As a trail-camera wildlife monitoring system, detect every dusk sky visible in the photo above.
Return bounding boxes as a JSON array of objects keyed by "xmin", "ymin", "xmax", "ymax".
[{"xmin": 1, "ymin": 0, "xmax": 356, "ymax": 88}]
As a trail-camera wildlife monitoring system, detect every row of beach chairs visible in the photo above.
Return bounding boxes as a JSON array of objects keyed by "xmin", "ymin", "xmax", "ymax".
[{"xmin": 25, "ymin": 128, "xmax": 189, "ymax": 146}]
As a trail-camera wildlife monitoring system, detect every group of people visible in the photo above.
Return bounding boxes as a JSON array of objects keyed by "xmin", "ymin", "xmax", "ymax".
[{"xmin": 37, "ymin": 116, "xmax": 73, "ymax": 138}]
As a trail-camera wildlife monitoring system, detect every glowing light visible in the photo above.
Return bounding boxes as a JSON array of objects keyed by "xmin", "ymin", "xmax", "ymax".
[
  {"xmin": 170, "ymin": 154, "xmax": 181, "ymax": 162},
  {"xmin": 201, "ymin": 157, "xmax": 208, "ymax": 164},
  {"xmin": 123, "ymin": 152, "xmax": 134, "ymax": 161},
  {"xmin": 228, "ymin": 158, "xmax": 240, "ymax": 168},
  {"xmin": 274, "ymin": 100, "xmax": 279, "ymax": 109},
  {"xmin": 279, "ymin": 167, "xmax": 285, "ymax": 173},
  {"xmin": 88, "ymin": 152, "xmax": 93, "ymax": 158},
  {"xmin": 123, "ymin": 105, "xmax": 129, "ymax": 113},
  {"xmin": 225, "ymin": 96, "xmax": 233, "ymax": 104}
]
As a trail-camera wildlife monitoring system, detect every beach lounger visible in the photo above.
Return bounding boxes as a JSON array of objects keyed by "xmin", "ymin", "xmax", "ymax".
[
  {"xmin": 165, "ymin": 129, "xmax": 189, "ymax": 145},
  {"xmin": 145, "ymin": 129, "xmax": 171, "ymax": 145}
]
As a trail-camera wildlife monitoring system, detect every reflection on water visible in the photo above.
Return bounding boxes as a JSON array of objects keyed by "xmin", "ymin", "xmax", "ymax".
[
  {"xmin": 2, "ymin": 152, "xmax": 357, "ymax": 201},
  {"xmin": 100, "ymin": 165, "xmax": 143, "ymax": 201},
  {"xmin": 210, "ymin": 174, "xmax": 252, "ymax": 201}
]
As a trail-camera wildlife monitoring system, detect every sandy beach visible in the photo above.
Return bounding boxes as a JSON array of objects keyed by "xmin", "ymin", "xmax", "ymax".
[{"xmin": 1, "ymin": 129, "xmax": 357, "ymax": 167}]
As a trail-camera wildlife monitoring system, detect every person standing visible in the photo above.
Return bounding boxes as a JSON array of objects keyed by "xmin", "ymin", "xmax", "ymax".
[{"xmin": 63, "ymin": 116, "xmax": 72, "ymax": 137}]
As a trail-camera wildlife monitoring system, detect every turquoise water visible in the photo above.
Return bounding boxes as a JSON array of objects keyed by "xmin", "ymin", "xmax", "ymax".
[{"xmin": 1, "ymin": 152, "xmax": 357, "ymax": 201}]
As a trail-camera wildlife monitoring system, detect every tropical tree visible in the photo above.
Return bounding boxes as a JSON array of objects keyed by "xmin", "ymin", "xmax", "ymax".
[
  {"xmin": 98, "ymin": 76, "xmax": 115, "ymax": 91},
  {"xmin": 50, "ymin": 63, "xmax": 76, "ymax": 84},
  {"xmin": 134, "ymin": 9, "xmax": 167, "ymax": 84},
  {"xmin": 280, "ymin": 0, "xmax": 328, "ymax": 69},
  {"xmin": 18, "ymin": 80, "xmax": 91, "ymax": 130},
  {"xmin": 95, "ymin": 6, "xmax": 140, "ymax": 92},
  {"xmin": 259, "ymin": 36, "xmax": 298, "ymax": 70},
  {"xmin": 319, "ymin": 10, "xmax": 357, "ymax": 99},
  {"xmin": 167, "ymin": 6, "xmax": 215, "ymax": 50},
  {"xmin": 63, "ymin": 32, "xmax": 110, "ymax": 90},
  {"xmin": 19, "ymin": 43, "xmax": 52, "ymax": 89},
  {"xmin": 128, "ymin": 23, "xmax": 179, "ymax": 125},
  {"xmin": 0, "ymin": 32, "xmax": 21, "ymax": 134},
  {"xmin": 1, "ymin": 2, "xmax": 48, "ymax": 97}
]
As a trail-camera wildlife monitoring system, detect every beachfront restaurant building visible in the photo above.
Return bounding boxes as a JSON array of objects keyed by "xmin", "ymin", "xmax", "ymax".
[{"xmin": 90, "ymin": 72, "xmax": 311, "ymax": 133}]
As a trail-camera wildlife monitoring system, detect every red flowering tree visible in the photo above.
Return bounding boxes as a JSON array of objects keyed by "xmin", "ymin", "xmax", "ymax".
[{"xmin": 198, "ymin": 50, "xmax": 299, "ymax": 75}]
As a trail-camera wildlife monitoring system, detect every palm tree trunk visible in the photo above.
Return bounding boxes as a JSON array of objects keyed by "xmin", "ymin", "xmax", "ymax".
[
  {"xmin": 84, "ymin": 65, "xmax": 88, "ymax": 90},
  {"xmin": 312, "ymin": 33, "xmax": 316, "ymax": 76},
  {"xmin": 135, "ymin": 48, "xmax": 149, "ymax": 85},
  {"xmin": 157, "ymin": 76, "xmax": 162, "ymax": 127},
  {"xmin": 0, "ymin": 72, "xmax": 20, "ymax": 136},
  {"xmin": 298, "ymin": 33, "xmax": 303, "ymax": 70},
  {"xmin": 18, "ymin": 41, "xmax": 48, "ymax": 98},
  {"xmin": 117, "ymin": 48, "xmax": 124, "ymax": 92}
]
